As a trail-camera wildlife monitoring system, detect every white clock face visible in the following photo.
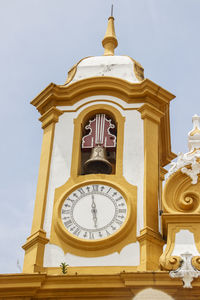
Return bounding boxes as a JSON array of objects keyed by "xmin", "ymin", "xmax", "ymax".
[{"xmin": 61, "ymin": 184, "xmax": 127, "ymax": 240}]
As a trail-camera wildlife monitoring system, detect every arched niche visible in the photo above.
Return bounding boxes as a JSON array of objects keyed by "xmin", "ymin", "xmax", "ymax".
[
  {"xmin": 71, "ymin": 104, "xmax": 125, "ymax": 178},
  {"xmin": 81, "ymin": 113, "xmax": 117, "ymax": 175},
  {"xmin": 133, "ymin": 288, "xmax": 174, "ymax": 300}
]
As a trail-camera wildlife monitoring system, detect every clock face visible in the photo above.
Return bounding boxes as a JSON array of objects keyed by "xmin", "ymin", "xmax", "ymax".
[{"xmin": 61, "ymin": 184, "xmax": 127, "ymax": 240}]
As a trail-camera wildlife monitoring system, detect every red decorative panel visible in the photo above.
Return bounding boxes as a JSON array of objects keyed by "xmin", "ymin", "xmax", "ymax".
[{"xmin": 82, "ymin": 114, "xmax": 116, "ymax": 150}]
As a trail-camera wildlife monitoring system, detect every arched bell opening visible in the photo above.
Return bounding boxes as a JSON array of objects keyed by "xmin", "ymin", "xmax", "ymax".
[{"xmin": 80, "ymin": 113, "xmax": 117, "ymax": 175}]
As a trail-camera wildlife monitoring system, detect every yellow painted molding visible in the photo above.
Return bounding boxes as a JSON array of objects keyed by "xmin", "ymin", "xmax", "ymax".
[
  {"xmin": 39, "ymin": 107, "xmax": 63, "ymax": 129},
  {"xmin": 0, "ymin": 271, "xmax": 198, "ymax": 299},
  {"xmin": 137, "ymin": 103, "xmax": 166, "ymax": 270},
  {"xmin": 139, "ymin": 105, "xmax": 161, "ymax": 232},
  {"xmin": 29, "ymin": 108, "xmax": 62, "ymax": 234},
  {"xmin": 30, "ymin": 121, "xmax": 55, "ymax": 233},
  {"xmin": 31, "ymin": 78, "xmax": 175, "ymax": 114},
  {"xmin": 22, "ymin": 230, "xmax": 49, "ymax": 273},
  {"xmin": 137, "ymin": 227, "xmax": 165, "ymax": 271},
  {"xmin": 50, "ymin": 175, "xmax": 137, "ymax": 257},
  {"xmin": 23, "ymin": 108, "xmax": 61, "ymax": 272},
  {"xmin": 138, "ymin": 103, "xmax": 164, "ymax": 123},
  {"xmin": 138, "ymin": 227, "xmax": 164, "ymax": 245},
  {"xmin": 30, "ymin": 108, "xmax": 63, "ymax": 235},
  {"xmin": 22, "ymin": 229, "xmax": 48, "ymax": 250}
]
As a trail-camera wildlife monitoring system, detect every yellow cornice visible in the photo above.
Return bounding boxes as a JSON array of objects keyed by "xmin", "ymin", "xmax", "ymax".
[
  {"xmin": 39, "ymin": 107, "xmax": 63, "ymax": 129},
  {"xmin": 31, "ymin": 78, "xmax": 175, "ymax": 114},
  {"xmin": 22, "ymin": 229, "xmax": 49, "ymax": 251},
  {"xmin": 138, "ymin": 227, "xmax": 164, "ymax": 245},
  {"xmin": 1, "ymin": 272, "xmax": 199, "ymax": 298},
  {"xmin": 138, "ymin": 103, "xmax": 165, "ymax": 123}
]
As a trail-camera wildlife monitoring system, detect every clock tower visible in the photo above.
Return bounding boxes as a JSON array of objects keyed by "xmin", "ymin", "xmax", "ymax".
[{"xmin": 22, "ymin": 15, "xmax": 175, "ymax": 276}]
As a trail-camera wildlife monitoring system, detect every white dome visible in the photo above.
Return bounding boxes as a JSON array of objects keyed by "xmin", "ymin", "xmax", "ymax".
[{"xmin": 66, "ymin": 55, "xmax": 144, "ymax": 85}]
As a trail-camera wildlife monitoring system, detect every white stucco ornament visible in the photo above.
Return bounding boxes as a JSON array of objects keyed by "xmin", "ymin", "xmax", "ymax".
[
  {"xmin": 169, "ymin": 252, "xmax": 200, "ymax": 288},
  {"xmin": 167, "ymin": 115, "xmax": 200, "ymax": 184}
]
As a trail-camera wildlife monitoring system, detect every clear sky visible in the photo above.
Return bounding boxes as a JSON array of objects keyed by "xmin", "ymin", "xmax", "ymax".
[{"xmin": 0, "ymin": 0, "xmax": 199, "ymax": 273}]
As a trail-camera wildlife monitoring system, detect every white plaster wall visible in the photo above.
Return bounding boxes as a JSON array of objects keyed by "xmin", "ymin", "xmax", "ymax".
[
  {"xmin": 171, "ymin": 230, "xmax": 200, "ymax": 256},
  {"xmin": 43, "ymin": 112, "xmax": 75, "ymax": 236},
  {"xmin": 44, "ymin": 242, "xmax": 140, "ymax": 267},
  {"xmin": 123, "ymin": 110, "xmax": 144, "ymax": 235},
  {"xmin": 43, "ymin": 96, "xmax": 144, "ymax": 267}
]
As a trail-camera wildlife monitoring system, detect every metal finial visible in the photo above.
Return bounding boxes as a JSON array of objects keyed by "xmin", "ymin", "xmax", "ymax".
[{"xmin": 111, "ymin": 4, "xmax": 114, "ymax": 17}]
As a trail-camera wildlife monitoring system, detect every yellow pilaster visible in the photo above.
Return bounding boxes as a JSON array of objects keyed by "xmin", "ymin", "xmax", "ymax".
[
  {"xmin": 22, "ymin": 107, "xmax": 63, "ymax": 273},
  {"xmin": 138, "ymin": 104, "xmax": 165, "ymax": 270}
]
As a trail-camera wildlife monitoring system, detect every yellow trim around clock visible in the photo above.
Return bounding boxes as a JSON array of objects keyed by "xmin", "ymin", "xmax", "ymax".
[
  {"xmin": 50, "ymin": 175, "xmax": 137, "ymax": 257},
  {"xmin": 70, "ymin": 103, "xmax": 125, "ymax": 178}
]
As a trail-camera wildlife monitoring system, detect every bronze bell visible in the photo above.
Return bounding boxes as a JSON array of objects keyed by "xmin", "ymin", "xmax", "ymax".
[{"xmin": 84, "ymin": 145, "xmax": 112, "ymax": 174}]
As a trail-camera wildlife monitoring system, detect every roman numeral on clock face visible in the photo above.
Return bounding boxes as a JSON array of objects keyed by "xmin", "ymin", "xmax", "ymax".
[
  {"xmin": 89, "ymin": 232, "xmax": 94, "ymax": 239},
  {"xmin": 62, "ymin": 209, "xmax": 70, "ymax": 214},
  {"xmin": 78, "ymin": 188, "xmax": 85, "ymax": 195},
  {"xmin": 92, "ymin": 185, "xmax": 99, "ymax": 192},
  {"xmin": 64, "ymin": 220, "xmax": 73, "ymax": 228},
  {"xmin": 67, "ymin": 197, "xmax": 74, "ymax": 204},
  {"xmin": 73, "ymin": 228, "xmax": 81, "ymax": 236},
  {"xmin": 115, "ymin": 218, "xmax": 123, "ymax": 225},
  {"xmin": 118, "ymin": 209, "xmax": 126, "ymax": 214}
]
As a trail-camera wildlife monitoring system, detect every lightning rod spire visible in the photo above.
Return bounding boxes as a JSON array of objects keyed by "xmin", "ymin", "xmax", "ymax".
[{"xmin": 102, "ymin": 5, "xmax": 118, "ymax": 56}]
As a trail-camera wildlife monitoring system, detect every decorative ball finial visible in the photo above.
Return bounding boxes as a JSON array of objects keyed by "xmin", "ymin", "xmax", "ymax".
[{"xmin": 102, "ymin": 5, "xmax": 118, "ymax": 56}]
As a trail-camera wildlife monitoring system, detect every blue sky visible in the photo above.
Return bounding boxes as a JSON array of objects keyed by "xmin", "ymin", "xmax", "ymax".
[{"xmin": 0, "ymin": 0, "xmax": 199, "ymax": 273}]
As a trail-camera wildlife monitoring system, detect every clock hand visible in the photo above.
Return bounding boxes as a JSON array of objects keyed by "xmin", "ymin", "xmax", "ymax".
[{"xmin": 91, "ymin": 194, "xmax": 98, "ymax": 228}]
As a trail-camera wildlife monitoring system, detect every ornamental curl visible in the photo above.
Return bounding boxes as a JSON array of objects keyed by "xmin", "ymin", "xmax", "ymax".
[
  {"xmin": 160, "ymin": 255, "xmax": 182, "ymax": 271},
  {"xmin": 178, "ymin": 192, "xmax": 199, "ymax": 212},
  {"xmin": 191, "ymin": 256, "xmax": 200, "ymax": 271}
]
